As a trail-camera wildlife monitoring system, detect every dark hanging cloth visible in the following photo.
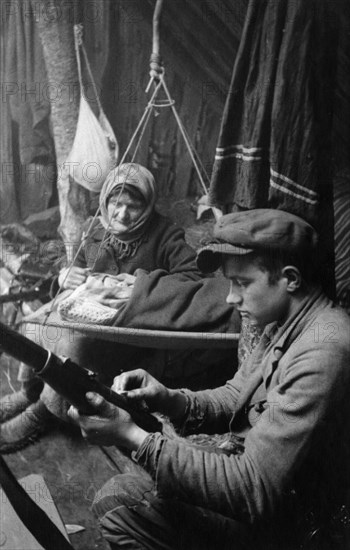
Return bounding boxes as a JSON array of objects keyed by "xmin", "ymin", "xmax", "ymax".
[
  {"xmin": 209, "ymin": 0, "xmax": 337, "ymax": 229},
  {"xmin": 332, "ymin": 1, "xmax": 350, "ymax": 313},
  {"xmin": 334, "ymin": 170, "xmax": 350, "ymax": 313},
  {"xmin": 5, "ymin": 0, "xmax": 54, "ymax": 164}
]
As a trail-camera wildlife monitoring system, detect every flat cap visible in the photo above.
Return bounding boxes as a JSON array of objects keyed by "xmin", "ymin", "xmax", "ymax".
[{"xmin": 197, "ymin": 209, "xmax": 318, "ymax": 273}]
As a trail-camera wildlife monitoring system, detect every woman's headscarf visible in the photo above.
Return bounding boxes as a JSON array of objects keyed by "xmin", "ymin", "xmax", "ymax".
[{"xmin": 99, "ymin": 163, "xmax": 157, "ymax": 244}]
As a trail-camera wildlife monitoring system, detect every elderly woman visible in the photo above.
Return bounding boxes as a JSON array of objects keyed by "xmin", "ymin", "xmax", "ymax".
[
  {"xmin": 0, "ymin": 163, "xmax": 214, "ymax": 452},
  {"xmin": 59, "ymin": 162, "xmax": 200, "ymax": 291}
]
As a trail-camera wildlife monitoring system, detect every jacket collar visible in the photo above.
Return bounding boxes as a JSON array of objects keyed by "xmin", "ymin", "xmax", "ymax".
[
  {"xmin": 234, "ymin": 288, "xmax": 329, "ymax": 413},
  {"xmin": 267, "ymin": 287, "xmax": 329, "ymax": 358}
]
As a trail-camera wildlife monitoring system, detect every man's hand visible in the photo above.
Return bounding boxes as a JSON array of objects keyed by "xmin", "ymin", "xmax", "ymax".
[
  {"xmin": 67, "ymin": 392, "xmax": 149, "ymax": 451},
  {"xmin": 113, "ymin": 369, "xmax": 187, "ymax": 421},
  {"xmin": 58, "ymin": 266, "xmax": 89, "ymax": 290}
]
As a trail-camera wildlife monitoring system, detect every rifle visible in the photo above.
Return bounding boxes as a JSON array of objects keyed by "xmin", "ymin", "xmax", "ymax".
[
  {"xmin": 0, "ymin": 278, "xmax": 52, "ymax": 304},
  {"xmin": 0, "ymin": 320, "xmax": 163, "ymax": 434}
]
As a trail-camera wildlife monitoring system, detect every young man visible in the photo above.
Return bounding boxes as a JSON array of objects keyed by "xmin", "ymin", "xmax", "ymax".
[{"xmin": 69, "ymin": 209, "xmax": 350, "ymax": 550}]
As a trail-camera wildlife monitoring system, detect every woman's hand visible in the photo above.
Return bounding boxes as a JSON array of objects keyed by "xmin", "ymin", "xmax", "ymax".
[
  {"xmin": 112, "ymin": 369, "xmax": 187, "ymax": 420},
  {"xmin": 97, "ymin": 286, "xmax": 133, "ymax": 305},
  {"xmin": 107, "ymin": 273, "xmax": 136, "ymax": 286},
  {"xmin": 58, "ymin": 266, "xmax": 90, "ymax": 289},
  {"xmin": 86, "ymin": 272, "xmax": 136, "ymax": 306},
  {"xmin": 67, "ymin": 392, "xmax": 149, "ymax": 451}
]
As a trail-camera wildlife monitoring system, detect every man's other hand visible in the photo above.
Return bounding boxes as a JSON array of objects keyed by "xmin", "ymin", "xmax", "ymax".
[
  {"xmin": 67, "ymin": 392, "xmax": 149, "ymax": 451},
  {"xmin": 113, "ymin": 369, "xmax": 187, "ymax": 421}
]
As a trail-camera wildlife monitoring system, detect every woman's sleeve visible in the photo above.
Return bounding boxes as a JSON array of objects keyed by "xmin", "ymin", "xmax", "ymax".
[
  {"xmin": 72, "ymin": 246, "xmax": 88, "ymax": 268},
  {"xmin": 157, "ymin": 223, "xmax": 202, "ymax": 279},
  {"xmin": 114, "ymin": 268, "xmax": 240, "ymax": 333},
  {"xmin": 72, "ymin": 218, "xmax": 96, "ymax": 268}
]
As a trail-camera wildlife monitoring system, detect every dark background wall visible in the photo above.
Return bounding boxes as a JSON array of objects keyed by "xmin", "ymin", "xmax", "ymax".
[{"xmin": 101, "ymin": 0, "xmax": 247, "ymax": 199}]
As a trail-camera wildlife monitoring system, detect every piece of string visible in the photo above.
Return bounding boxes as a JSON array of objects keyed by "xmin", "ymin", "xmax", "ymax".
[
  {"xmin": 74, "ymin": 24, "xmax": 83, "ymax": 93},
  {"xmin": 74, "ymin": 24, "xmax": 103, "ymax": 113}
]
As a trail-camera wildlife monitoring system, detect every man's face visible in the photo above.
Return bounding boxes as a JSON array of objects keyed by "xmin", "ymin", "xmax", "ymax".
[
  {"xmin": 223, "ymin": 255, "xmax": 291, "ymax": 328},
  {"xmin": 107, "ymin": 191, "xmax": 145, "ymax": 234}
]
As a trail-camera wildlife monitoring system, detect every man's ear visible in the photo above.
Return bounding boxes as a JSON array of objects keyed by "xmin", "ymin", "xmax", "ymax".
[{"xmin": 281, "ymin": 266, "xmax": 302, "ymax": 293}]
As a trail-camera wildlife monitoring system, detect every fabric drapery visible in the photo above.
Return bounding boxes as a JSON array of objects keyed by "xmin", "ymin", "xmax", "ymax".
[
  {"xmin": 1, "ymin": 0, "xmax": 112, "ymax": 224},
  {"xmin": 334, "ymin": 170, "xmax": 350, "ymax": 313},
  {"xmin": 5, "ymin": 0, "xmax": 53, "ymax": 165},
  {"xmin": 209, "ymin": 0, "xmax": 337, "ymax": 229}
]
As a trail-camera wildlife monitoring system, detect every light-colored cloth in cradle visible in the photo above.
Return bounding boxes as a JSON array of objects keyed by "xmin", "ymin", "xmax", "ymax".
[{"xmin": 57, "ymin": 273, "xmax": 135, "ymax": 325}]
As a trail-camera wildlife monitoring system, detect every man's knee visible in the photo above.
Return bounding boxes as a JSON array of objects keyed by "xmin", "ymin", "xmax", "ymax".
[
  {"xmin": 93, "ymin": 473, "xmax": 168, "ymax": 550},
  {"xmin": 92, "ymin": 473, "xmax": 153, "ymax": 519}
]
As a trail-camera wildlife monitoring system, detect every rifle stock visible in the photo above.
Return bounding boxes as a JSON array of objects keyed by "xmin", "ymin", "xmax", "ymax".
[{"xmin": 0, "ymin": 321, "xmax": 163, "ymax": 434}]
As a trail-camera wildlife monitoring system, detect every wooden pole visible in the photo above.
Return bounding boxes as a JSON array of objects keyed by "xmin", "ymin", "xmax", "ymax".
[{"xmin": 31, "ymin": 0, "xmax": 89, "ymax": 261}]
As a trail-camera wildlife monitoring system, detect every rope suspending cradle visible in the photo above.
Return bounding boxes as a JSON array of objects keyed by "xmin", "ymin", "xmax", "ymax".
[
  {"xmin": 22, "ymin": 0, "xmax": 237, "ymax": 349},
  {"xmin": 113, "ymin": 0, "xmax": 212, "ymax": 203}
]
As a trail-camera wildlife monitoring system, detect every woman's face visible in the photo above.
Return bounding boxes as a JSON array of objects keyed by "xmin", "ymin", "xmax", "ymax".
[{"xmin": 107, "ymin": 190, "xmax": 145, "ymax": 234}]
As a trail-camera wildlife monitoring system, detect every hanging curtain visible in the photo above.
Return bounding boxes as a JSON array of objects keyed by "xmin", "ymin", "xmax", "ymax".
[
  {"xmin": 5, "ymin": 0, "xmax": 53, "ymax": 166},
  {"xmin": 4, "ymin": 0, "xmax": 55, "ymax": 219},
  {"xmin": 332, "ymin": 1, "xmax": 350, "ymax": 313},
  {"xmin": 1, "ymin": 0, "xmax": 111, "ymax": 224},
  {"xmin": 209, "ymin": 0, "xmax": 344, "ymax": 300},
  {"xmin": 209, "ymin": 0, "xmax": 337, "ymax": 227}
]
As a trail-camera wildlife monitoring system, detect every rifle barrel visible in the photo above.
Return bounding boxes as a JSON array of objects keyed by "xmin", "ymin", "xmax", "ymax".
[
  {"xmin": 0, "ymin": 320, "xmax": 163, "ymax": 433},
  {"xmin": 0, "ymin": 321, "xmax": 48, "ymax": 369}
]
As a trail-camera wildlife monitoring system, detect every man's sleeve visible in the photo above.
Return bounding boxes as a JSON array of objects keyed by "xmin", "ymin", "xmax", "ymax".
[
  {"xmin": 172, "ymin": 369, "xmax": 246, "ymax": 435},
  {"xmin": 136, "ymin": 324, "xmax": 350, "ymax": 523}
]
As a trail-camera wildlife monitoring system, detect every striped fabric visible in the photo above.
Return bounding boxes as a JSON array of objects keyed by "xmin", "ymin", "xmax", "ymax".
[
  {"xmin": 269, "ymin": 170, "xmax": 319, "ymax": 207},
  {"xmin": 334, "ymin": 172, "xmax": 350, "ymax": 314},
  {"xmin": 215, "ymin": 145, "xmax": 264, "ymax": 163},
  {"xmin": 208, "ymin": 0, "xmax": 348, "ymax": 303},
  {"xmin": 209, "ymin": 0, "xmax": 336, "ymax": 231}
]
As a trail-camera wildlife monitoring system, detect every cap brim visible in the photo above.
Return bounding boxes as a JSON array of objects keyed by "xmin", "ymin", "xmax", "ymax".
[{"xmin": 196, "ymin": 243, "xmax": 253, "ymax": 273}]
